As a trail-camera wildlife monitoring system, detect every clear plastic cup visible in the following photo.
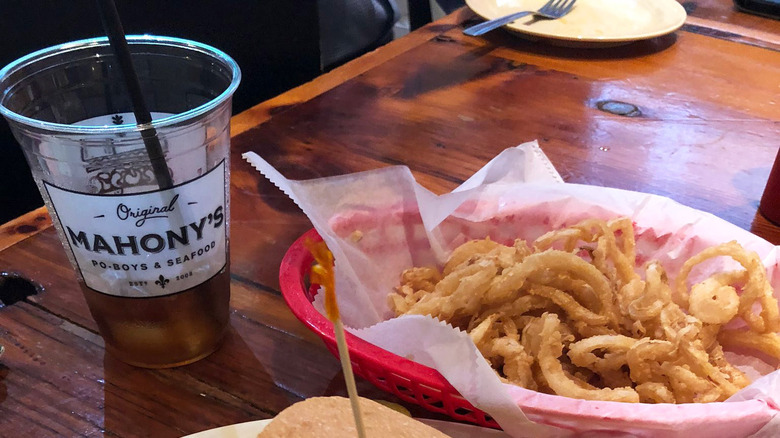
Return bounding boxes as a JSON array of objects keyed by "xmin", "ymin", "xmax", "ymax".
[{"xmin": 0, "ymin": 35, "xmax": 241, "ymax": 368}]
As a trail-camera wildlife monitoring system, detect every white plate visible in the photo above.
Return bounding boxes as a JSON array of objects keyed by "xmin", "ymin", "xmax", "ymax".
[
  {"xmin": 465, "ymin": 0, "xmax": 687, "ymax": 45},
  {"xmin": 181, "ymin": 417, "xmax": 511, "ymax": 438}
]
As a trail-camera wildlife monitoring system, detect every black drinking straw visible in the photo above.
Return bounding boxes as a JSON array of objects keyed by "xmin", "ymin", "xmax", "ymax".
[{"xmin": 96, "ymin": 0, "xmax": 174, "ymax": 190}]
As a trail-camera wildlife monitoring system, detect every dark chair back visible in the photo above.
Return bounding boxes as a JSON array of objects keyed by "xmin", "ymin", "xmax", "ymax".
[{"xmin": 0, "ymin": 0, "xmax": 321, "ymax": 223}]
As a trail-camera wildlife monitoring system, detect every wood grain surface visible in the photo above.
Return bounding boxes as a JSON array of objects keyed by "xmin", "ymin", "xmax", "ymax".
[
  {"xmin": 0, "ymin": 5, "xmax": 779, "ymax": 437},
  {"xmin": 681, "ymin": 0, "xmax": 780, "ymax": 34}
]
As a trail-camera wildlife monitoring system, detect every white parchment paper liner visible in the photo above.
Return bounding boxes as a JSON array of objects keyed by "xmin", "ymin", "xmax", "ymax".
[{"xmin": 243, "ymin": 141, "xmax": 780, "ymax": 437}]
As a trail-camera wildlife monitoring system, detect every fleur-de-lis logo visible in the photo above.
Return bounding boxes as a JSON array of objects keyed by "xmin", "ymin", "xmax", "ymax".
[
  {"xmin": 155, "ymin": 275, "xmax": 170, "ymax": 289},
  {"xmin": 111, "ymin": 114, "xmax": 124, "ymax": 125}
]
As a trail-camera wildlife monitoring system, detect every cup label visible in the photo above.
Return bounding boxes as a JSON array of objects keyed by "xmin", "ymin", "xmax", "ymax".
[{"xmin": 44, "ymin": 160, "xmax": 228, "ymax": 297}]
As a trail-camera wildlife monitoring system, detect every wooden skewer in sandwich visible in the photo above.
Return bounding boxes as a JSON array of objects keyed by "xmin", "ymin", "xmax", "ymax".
[
  {"xmin": 259, "ymin": 240, "xmax": 452, "ymax": 437},
  {"xmin": 306, "ymin": 239, "xmax": 367, "ymax": 438}
]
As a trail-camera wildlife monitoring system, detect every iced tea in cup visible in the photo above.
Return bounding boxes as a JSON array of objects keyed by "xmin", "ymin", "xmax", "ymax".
[{"xmin": 0, "ymin": 36, "xmax": 241, "ymax": 368}]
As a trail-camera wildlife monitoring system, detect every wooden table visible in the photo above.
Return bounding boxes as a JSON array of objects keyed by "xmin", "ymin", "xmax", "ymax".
[{"xmin": 1, "ymin": 5, "xmax": 779, "ymax": 437}]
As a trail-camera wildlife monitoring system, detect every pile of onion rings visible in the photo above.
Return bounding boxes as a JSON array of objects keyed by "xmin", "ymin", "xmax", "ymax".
[{"xmin": 389, "ymin": 217, "xmax": 780, "ymax": 403}]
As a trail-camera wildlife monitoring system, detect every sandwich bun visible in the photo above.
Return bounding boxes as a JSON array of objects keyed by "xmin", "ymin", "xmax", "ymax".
[{"xmin": 258, "ymin": 396, "xmax": 452, "ymax": 437}]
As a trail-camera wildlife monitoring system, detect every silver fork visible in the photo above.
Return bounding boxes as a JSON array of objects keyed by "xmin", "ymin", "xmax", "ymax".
[{"xmin": 463, "ymin": 0, "xmax": 577, "ymax": 36}]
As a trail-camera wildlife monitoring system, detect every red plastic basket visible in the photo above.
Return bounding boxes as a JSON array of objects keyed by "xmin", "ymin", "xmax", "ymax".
[{"xmin": 279, "ymin": 228, "xmax": 500, "ymax": 428}]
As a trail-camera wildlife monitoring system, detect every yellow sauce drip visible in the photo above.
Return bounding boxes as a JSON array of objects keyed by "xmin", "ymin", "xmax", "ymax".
[{"xmin": 305, "ymin": 239, "xmax": 339, "ymax": 321}]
